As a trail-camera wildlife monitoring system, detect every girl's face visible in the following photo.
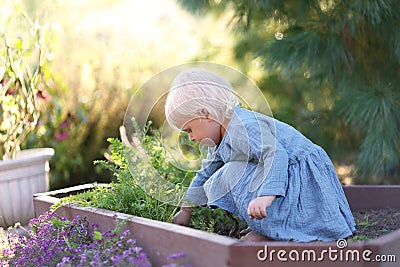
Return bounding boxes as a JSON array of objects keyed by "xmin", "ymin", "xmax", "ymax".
[{"xmin": 181, "ymin": 117, "xmax": 223, "ymax": 147}]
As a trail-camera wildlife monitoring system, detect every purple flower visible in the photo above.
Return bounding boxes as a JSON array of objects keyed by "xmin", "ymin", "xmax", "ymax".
[
  {"xmin": 58, "ymin": 119, "xmax": 70, "ymax": 128},
  {"xmin": 55, "ymin": 131, "xmax": 69, "ymax": 141},
  {"xmin": 112, "ymin": 254, "xmax": 123, "ymax": 265},
  {"xmin": 166, "ymin": 252, "xmax": 187, "ymax": 261},
  {"xmin": 4, "ymin": 212, "xmax": 153, "ymax": 267},
  {"xmin": 163, "ymin": 252, "xmax": 192, "ymax": 267}
]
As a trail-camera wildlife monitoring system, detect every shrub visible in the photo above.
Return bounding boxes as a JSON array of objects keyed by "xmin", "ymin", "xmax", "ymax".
[{"xmin": 54, "ymin": 125, "xmax": 245, "ymax": 237}]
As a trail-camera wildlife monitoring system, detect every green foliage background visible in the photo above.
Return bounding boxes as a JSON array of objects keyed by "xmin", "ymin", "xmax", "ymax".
[
  {"xmin": 178, "ymin": 0, "xmax": 400, "ymax": 183},
  {"xmin": 3, "ymin": 0, "xmax": 398, "ymax": 186},
  {"xmin": 12, "ymin": 0, "xmax": 241, "ymax": 189}
]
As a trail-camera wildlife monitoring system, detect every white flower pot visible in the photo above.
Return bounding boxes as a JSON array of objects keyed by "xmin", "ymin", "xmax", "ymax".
[{"xmin": 0, "ymin": 148, "xmax": 54, "ymax": 228}]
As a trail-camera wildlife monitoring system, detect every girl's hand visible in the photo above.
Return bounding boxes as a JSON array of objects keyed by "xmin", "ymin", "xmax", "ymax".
[
  {"xmin": 171, "ymin": 207, "xmax": 192, "ymax": 226},
  {"xmin": 247, "ymin": 195, "xmax": 276, "ymax": 220}
]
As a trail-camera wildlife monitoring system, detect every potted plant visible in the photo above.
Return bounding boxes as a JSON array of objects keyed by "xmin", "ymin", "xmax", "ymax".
[{"xmin": 0, "ymin": 8, "xmax": 54, "ymax": 228}]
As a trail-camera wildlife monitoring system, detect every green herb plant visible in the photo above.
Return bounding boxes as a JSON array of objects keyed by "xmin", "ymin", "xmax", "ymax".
[{"xmin": 54, "ymin": 123, "xmax": 244, "ymax": 236}]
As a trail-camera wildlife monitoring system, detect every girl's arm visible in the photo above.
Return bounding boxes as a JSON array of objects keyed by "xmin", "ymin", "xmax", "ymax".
[
  {"xmin": 184, "ymin": 150, "xmax": 224, "ymax": 206},
  {"xmin": 247, "ymin": 130, "xmax": 288, "ymax": 220},
  {"xmin": 236, "ymin": 121, "xmax": 289, "ymax": 198},
  {"xmin": 234, "ymin": 114, "xmax": 289, "ymax": 220},
  {"xmin": 256, "ymin": 138, "xmax": 289, "ymax": 198}
]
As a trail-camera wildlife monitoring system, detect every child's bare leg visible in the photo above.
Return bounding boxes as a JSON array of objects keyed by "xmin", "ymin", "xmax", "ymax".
[{"xmin": 240, "ymin": 229, "xmax": 273, "ymax": 242}]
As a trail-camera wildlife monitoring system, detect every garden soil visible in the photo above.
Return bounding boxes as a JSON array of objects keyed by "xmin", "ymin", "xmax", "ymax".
[{"xmin": 351, "ymin": 208, "xmax": 400, "ymax": 240}]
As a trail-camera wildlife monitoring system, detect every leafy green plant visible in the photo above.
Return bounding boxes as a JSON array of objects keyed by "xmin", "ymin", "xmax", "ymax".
[
  {"xmin": 189, "ymin": 207, "xmax": 246, "ymax": 238},
  {"xmin": 357, "ymin": 214, "xmax": 379, "ymax": 229},
  {"xmin": 347, "ymin": 235, "xmax": 369, "ymax": 242},
  {"xmin": 54, "ymin": 124, "xmax": 245, "ymax": 236},
  {"xmin": 53, "ymin": 125, "xmax": 192, "ymax": 222}
]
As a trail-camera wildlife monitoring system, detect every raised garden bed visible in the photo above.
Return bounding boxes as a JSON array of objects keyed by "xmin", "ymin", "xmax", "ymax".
[{"xmin": 33, "ymin": 184, "xmax": 400, "ymax": 267}]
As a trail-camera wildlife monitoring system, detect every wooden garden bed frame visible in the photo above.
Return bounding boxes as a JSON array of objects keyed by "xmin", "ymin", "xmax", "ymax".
[{"xmin": 33, "ymin": 185, "xmax": 400, "ymax": 267}]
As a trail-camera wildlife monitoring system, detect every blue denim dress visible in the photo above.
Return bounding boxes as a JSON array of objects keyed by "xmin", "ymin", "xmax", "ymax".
[{"xmin": 185, "ymin": 107, "xmax": 355, "ymax": 242}]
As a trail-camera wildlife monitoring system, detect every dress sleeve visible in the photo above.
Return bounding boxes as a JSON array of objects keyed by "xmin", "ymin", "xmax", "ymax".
[
  {"xmin": 235, "ymin": 116, "xmax": 289, "ymax": 198},
  {"xmin": 256, "ymin": 137, "xmax": 289, "ymax": 197},
  {"xmin": 185, "ymin": 150, "xmax": 224, "ymax": 205}
]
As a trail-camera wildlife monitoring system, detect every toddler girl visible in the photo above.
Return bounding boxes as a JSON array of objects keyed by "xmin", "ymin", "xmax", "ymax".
[{"xmin": 164, "ymin": 68, "xmax": 355, "ymax": 242}]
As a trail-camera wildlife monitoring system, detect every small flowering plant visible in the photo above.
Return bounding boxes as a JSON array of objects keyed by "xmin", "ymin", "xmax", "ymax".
[
  {"xmin": 1, "ymin": 212, "xmax": 152, "ymax": 267},
  {"xmin": 0, "ymin": 10, "xmax": 50, "ymax": 159},
  {"xmin": 0, "ymin": 212, "xmax": 191, "ymax": 267}
]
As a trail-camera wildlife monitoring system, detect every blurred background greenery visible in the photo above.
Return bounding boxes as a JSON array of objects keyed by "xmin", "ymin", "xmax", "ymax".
[{"xmin": 2, "ymin": 0, "xmax": 399, "ymax": 188}]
